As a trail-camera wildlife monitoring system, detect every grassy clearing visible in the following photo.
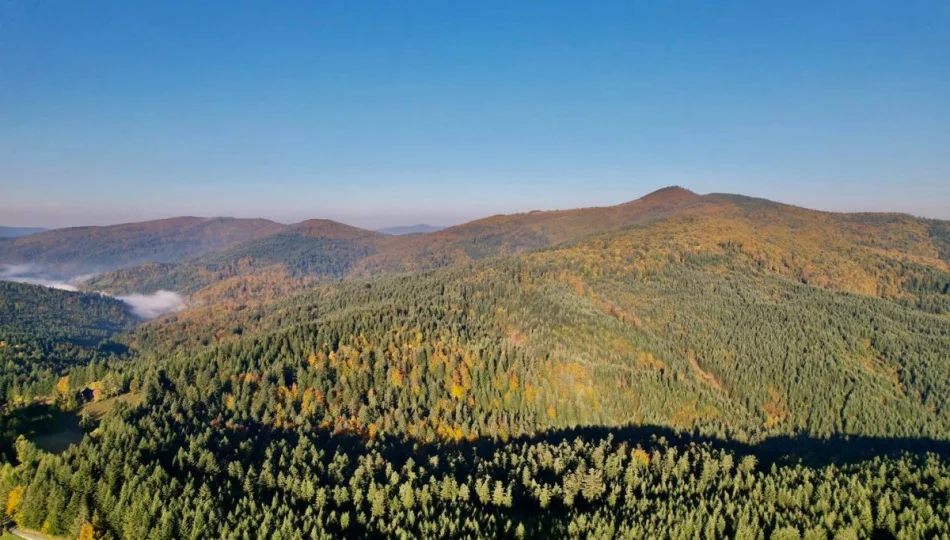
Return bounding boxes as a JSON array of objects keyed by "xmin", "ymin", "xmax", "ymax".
[{"xmin": 81, "ymin": 392, "xmax": 142, "ymax": 421}]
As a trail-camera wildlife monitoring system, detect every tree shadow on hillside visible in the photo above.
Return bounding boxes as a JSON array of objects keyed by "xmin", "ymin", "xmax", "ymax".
[
  {"xmin": 0, "ymin": 403, "xmax": 85, "ymax": 460},
  {"xmin": 507, "ymin": 425, "xmax": 950, "ymax": 468},
  {"xmin": 365, "ymin": 424, "xmax": 950, "ymax": 472}
]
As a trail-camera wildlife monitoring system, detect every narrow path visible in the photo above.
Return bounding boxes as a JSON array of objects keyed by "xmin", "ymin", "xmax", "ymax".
[
  {"xmin": 688, "ymin": 350, "xmax": 725, "ymax": 391},
  {"xmin": 8, "ymin": 527, "xmax": 56, "ymax": 540}
]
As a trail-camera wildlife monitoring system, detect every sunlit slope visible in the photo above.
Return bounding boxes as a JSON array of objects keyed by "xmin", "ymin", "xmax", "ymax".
[
  {"xmin": 139, "ymin": 208, "xmax": 950, "ymax": 442},
  {"xmin": 85, "ymin": 189, "xmax": 950, "ymax": 319},
  {"xmin": 113, "ymin": 191, "xmax": 950, "ymax": 442},
  {"xmin": 351, "ymin": 186, "xmax": 704, "ymax": 275},
  {"xmin": 0, "ymin": 216, "xmax": 284, "ymax": 277},
  {"xmin": 84, "ymin": 187, "xmax": 705, "ymax": 296},
  {"xmin": 544, "ymin": 194, "xmax": 950, "ymax": 310}
]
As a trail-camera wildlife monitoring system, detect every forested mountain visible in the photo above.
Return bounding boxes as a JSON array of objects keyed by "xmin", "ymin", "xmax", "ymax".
[
  {"xmin": 2, "ymin": 188, "xmax": 950, "ymax": 539},
  {"xmin": 82, "ymin": 187, "xmax": 707, "ymax": 295},
  {"xmin": 129, "ymin": 226, "xmax": 950, "ymax": 441},
  {"xmin": 351, "ymin": 186, "xmax": 705, "ymax": 276},
  {"xmin": 0, "ymin": 281, "xmax": 136, "ymax": 411},
  {"xmin": 0, "ymin": 227, "xmax": 47, "ymax": 238},
  {"xmin": 82, "ymin": 187, "xmax": 950, "ymax": 311},
  {"xmin": 0, "ymin": 217, "xmax": 285, "ymax": 278},
  {"xmin": 87, "ymin": 219, "xmax": 389, "ymax": 295}
]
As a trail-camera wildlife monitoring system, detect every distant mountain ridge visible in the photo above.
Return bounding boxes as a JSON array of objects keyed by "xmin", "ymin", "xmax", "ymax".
[
  {"xmin": 86, "ymin": 218, "xmax": 388, "ymax": 294},
  {"xmin": 9, "ymin": 187, "xmax": 950, "ymax": 318},
  {"xmin": 0, "ymin": 226, "xmax": 47, "ymax": 238},
  {"xmin": 85, "ymin": 187, "xmax": 706, "ymax": 294},
  {"xmin": 377, "ymin": 224, "xmax": 445, "ymax": 235},
  {"xmin": 0, "ymin": 216, "xmax": 284, "ymax": 278}
]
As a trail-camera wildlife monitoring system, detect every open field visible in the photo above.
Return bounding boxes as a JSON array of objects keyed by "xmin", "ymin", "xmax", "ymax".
[{"xmin": 81, "ymin": 392, "xmax": 142, "ymax": 421}]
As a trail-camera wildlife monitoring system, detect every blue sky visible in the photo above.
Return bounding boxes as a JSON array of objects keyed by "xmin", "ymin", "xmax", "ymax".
[{"xmin": 1, "ymin": 1, "xmax": 948, "ymax": 229}]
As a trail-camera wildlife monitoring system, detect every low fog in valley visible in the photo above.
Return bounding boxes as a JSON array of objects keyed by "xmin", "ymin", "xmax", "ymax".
[{"xmin": 0, "ymin": 263, "xmax": 185, "ymax": 319}]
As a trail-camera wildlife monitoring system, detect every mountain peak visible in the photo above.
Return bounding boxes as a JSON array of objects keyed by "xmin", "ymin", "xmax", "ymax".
[
  {"xmin": 617, "ymin": 186, "xmax": 699, "ymax": 209},
  {"xmin": 639, "ymin": 186, "xmax": 697, "ymax": 202},
  {"xmin": 290, "ymin": 219, "xmax": 379, "ymax": 239}
]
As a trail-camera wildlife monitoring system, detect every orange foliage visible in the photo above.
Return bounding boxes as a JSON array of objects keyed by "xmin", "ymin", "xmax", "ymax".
[
  {"xmin": 763, "ymin": 386, "xmax": 790, "ymax": 428},
  {"xmin": 55, "ymin": 375, "xmax": 70, "ymax": 396}
]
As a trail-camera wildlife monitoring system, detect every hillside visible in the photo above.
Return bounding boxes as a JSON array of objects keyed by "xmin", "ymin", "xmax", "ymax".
[
  {"xmin": 0, "ymin": 281, "xmax": 137, "ymax": 404},
  {"xmin": 0, "ymin": 216, "xmax": 285, "ymax": 278},
  {"xmin": 111, "ymin": 188, "xmax": 950, "ymax": 443},
  {"xmin": 115, "ymin": 188, "xmax": 950, "ymax": 441},
  {"xmin": 87, "ymin": 219, "xmax": 389, "ymax": 295},
  {"xmin": 83, "ymin": 187, "xmax": 950, "ymax": 313},
  {"xmin": 83, "ymin": 187, "xmax": 706, "ymax": 296}
]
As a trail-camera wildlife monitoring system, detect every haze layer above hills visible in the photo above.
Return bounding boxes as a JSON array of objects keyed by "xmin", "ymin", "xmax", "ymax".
[
  {"xmin": 0, "ymin": 226, "xmax": 47, "ymax": 238},
  {"xmin": 377, "ymin": 224, "xmax": 445, "ymax": 235}
]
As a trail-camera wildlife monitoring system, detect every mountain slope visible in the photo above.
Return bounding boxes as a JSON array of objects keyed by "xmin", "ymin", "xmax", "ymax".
[
  {"xmin": 352, "ymin": 186, "xmax": 704, "ymax": 275},
  {"xmin": 0, "ymin": 216, "xmax": 285, "ymax": 278},
  {"xmin": 87, "ymin": 219, "xmax": 388, "ymax": 294},
  {"xmin": 115, "ymin": 189, "xmax": 950, "ymax": 441},
  {"xmin": 85, "ymin": 187, "xmax": 706, "ymax": 296},
  {"xmin": 0, "ymin": 281, "xmax": 137, "ymax": 404}
]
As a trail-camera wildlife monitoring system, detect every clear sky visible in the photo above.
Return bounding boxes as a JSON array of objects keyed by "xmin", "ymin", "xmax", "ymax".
[{"xmin": 1, "ymin": 1, "xmax": 948, "ymax": 229}]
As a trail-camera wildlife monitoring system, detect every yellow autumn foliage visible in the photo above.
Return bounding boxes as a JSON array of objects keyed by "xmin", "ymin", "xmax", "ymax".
[
  {"xmin": 77, "ymin": 522, "xmax": 97, "ymax": 540},
  {"xmin": 5, "ymin": 485, "xmax": 23, "ymax": 517}
]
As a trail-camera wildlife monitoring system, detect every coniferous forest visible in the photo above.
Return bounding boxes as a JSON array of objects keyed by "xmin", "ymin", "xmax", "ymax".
[{"xmin": 2, "ymin": 190, "xmax": 950, "ymax": 539}]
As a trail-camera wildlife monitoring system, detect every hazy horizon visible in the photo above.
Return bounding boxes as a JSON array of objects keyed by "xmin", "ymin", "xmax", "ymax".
[{"xmin": 3, "ymin": 183, "xmax": 950, "ymax": 231}]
